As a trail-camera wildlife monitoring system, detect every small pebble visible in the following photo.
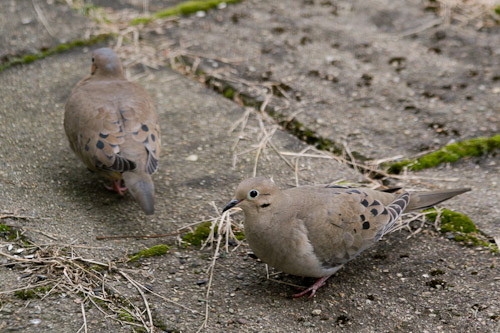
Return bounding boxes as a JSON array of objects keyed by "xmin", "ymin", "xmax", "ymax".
[
  {"xmin": 312, "ymin": 309, "xmax": 321, "ymax": 316},
  {"xmin": 197, "ymin": 279, "xmax": 208, "ymax": 286},
  {"xmin": 30, "ymin": 319, "xmax": 41, "ymax": 325},
  {"xmin": 228, "ymin": 308, "xmax": 234, "ymax": 314},
  {"xmin": 237, "ymin": 318, "xmax": 247, "ymax": 325}
]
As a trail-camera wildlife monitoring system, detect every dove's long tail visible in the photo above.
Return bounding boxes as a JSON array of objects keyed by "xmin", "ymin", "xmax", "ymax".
[
  {"xmin": 123, "ymin": 171, "xmax": 155, "ymax": 215},
  {"xmin": 407, "ymin": 188, "xmax": 471, "ymax": 211},
  {"xmin": 378, "ymin": 188, "xmax": 470, "ymax": 239}
]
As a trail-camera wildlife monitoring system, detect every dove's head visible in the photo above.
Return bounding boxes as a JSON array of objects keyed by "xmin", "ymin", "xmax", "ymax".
[
  {"xmin": 90, "ymin": 48, "xmax": 124, "ymax": 77},
  {"xmin": 223, "ymin": 177, "xmax": 279, "ymax": 213}
]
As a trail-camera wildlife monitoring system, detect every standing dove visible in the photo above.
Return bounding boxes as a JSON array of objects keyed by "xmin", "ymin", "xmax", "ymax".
[
  {"xmin": 223, "ymin": 177, "xmax": 469, "ymax": 298},
  {"xmin": 64, "ymin": 48, "xmax": 161, "ymax": 215}
]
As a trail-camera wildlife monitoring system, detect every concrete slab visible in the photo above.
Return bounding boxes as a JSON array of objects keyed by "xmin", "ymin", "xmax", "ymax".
[
  {"xmin": 0, "ymin": 0, "xmax": 93, "ymax": 62},
  {"xmin": 159, "ymin": 0, "xmax": 500, "ymax": 159}
]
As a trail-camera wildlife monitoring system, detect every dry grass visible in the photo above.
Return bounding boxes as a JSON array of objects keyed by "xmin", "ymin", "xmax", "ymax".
[
  {"xmin": 428, "ymin": 0, "xmax": 499, "ymax": 27},
  {"xmin": 0, "ymin": 231, "xmax": 195, "ymax": 332}
]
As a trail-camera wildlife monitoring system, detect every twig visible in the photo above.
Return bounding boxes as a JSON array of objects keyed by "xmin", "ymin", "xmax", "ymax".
[
  {"xmin": 197, "ymin": 221, "xmax": 223, "ymax": 333},
  {"xmin": 396, "ymin": 18, "xmax": 443, "ymax": 38},
  {"xmin": 80, "ymin": 301, "xmax": 88, "ymax": 333},
  {"xmin": 0, "ymin": 214, "xmax": 50, "ymax": 220},
  {"xmin": 267, "ymin": 278, "xmax": 306, "ymax": 290},
  {"xmin": 32, "ymin": 0, "xmax": 57, "ymax": 39},
  {"xmin": 96, "ymin": 231, "xmax": 182, "ymax": 240},
  {"xmin": 119, "ymin": 272, "xmax": 154, "ymax": 333}
]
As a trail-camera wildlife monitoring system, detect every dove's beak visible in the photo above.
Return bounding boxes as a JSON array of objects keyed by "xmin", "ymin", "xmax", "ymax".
[{"xmin": 223, "ymin": 199, "xmax": 242, "ymax": 212}]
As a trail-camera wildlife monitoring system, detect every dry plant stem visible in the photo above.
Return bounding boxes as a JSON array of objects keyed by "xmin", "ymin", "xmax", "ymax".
[
  {"xmin": 197, "ymin": 223, "xmax": 223, "ymax": 333},
  {"xmin": 96, "ymin": 231, "xmax": 182, "ymax": 240},
  {"xmin": 0, "ymin": 213, "xmax": 50, "ymax": 220},
  {"xmin": 119, "ymin": 271, "xmax": 154, "ymax": 333},
  {"xmin": 278, "ymin": 150, "xmax": 459, "ymax": 182},
  {"xmin": 252, "ymin": 124, "xmax": 277, "ymax": 177},
  {"xmin": 396, "ymin": 18, "xmax": 443, "ymax": 38},
  {"xmin": 78, "ymin": 301, "xmax": 88, "ymax": 333},
  {"xmin": 32, "ymin": 0, "xmax": 57, "ymax": 39}
]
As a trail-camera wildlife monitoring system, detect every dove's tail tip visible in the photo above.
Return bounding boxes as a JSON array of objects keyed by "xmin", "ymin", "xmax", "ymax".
[
  {"xmin": 123, "ymin": 172, "xmax": 155, "ymax": 215},
  {"xmin": 409, "ymin": 187, "xmax": 471, "ymax": 211}
]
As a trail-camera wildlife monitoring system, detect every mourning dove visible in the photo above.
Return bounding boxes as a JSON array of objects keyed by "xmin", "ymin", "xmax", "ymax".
[
  {"xmin": 223, "ymin": 177, "xmax": 469, "ymax": 298},
  {"xmin": 64, "ymin": 48, "xmax": 161, "ymax": 215}
]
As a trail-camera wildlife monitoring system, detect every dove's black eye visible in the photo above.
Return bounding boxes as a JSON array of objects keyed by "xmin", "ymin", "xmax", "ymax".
[
  {"xmin": 91, "ymin": 57, "xmax": 95, "ymax": 63},
  {"xmin": 248, "ymin": 189, "xmax": 259, "ymax": 199}
]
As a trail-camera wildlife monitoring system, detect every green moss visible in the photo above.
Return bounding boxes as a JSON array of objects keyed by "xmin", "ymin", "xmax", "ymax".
[
  {"xmin": 0, "ymin": 223, "xmax": 19, "ymax": 240},
  {"xmin": 23, "ymin": 55, "xmax": 37, "ymax": 63},
  {"xmin": 0, "ymin": 224, "xmax": 11, "ymax": 232},
  {"xmin": 234, "ymin": 231, "xmax": 245, "ymax": 241},
  {"xmin": 182, "ymin": 222, "xmax": 213, "ymax": 246},
  {"xmin": 223, "ymin": 87, "xmax": 235, "ymax": 99},
  {"xmin": 0, "ymin": 34, "xmax": 111, "ymax": 72},
  {"xmin": 425, "ymin": 209, "xmax": 498, "ymax": 253},
  {"xmin": 129, "ymin": 244, "xmax": 169, "ymax": 262},
  {"xmin": 131, "ymin": 0, "xmax": 242, "ymax": 25},
  {"xmin": 388, "ymin": 135, "xmax": 500, "ymax": 174},
  {"xmin": 495, "ymin": 5, "xmax": 500, "ymax": 16},
  {"xmin": 425, "ymin": 209, "xmax": 477, "ymax": 233},
  {"xmin": 15, "ymin": 289, "xmax": 36, "ymax": 300},
  {"xmin": 14, "ymin": 286, "xmax": 51, "ymax": 300},
  {"xmin": 118, "ymin": 309, "xmax": 135, "ymax": 322},
  {"xmin": 130, "ymin": 17, "xmax": 153, "ymax": 25}
]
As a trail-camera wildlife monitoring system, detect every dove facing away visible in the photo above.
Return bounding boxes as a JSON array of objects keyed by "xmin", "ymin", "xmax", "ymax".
[
  {"xmin": 223, "ymin": 177, "xmax": 470, "ymax": 298},
  {"xmin": 64, "ymin": 48, "xmax": 161, "ymax": 215}
]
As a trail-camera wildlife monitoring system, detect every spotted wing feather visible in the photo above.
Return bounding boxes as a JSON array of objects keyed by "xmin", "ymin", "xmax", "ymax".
[{"xmin": 303, "ymin": 189, "xmax": 410, "ymax": 269}]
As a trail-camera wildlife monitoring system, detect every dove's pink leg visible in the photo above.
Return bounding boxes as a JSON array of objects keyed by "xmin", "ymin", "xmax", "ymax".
[
  {"xmin": 104, "ymin": 180, "xmax": 128, "ymax": 195},
  {"xmin": 292, "ymin": 275, "xmax": 331, "ymax": 299}
]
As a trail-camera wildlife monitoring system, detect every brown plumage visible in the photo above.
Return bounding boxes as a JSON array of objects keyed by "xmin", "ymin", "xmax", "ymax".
[
  {"xmin": 64, "ymin": 48, "xmax": 161, "ymax": 215},
  {"xmin": 223, "ymin": 177, "xmax": 470, "ymax": 298}
]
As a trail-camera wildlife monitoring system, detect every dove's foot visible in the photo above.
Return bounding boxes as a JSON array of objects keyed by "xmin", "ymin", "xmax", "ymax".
[
  {"xmin": 292, "ymin": 275, "xmax": 331, "ymax": 299},
  {"xmin": 104, "ymin": 180, "xmax": 128, "ymax": 195}
]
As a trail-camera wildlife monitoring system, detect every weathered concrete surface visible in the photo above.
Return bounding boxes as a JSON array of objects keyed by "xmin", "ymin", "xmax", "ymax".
[
  {"xmin": 0, "ymin": 48, "xmax": 362, "ymax": 331},
  {"xmin": 159, "ymin": 0, "xmax": 500, "ymax": 159},
  {"xmin": 0, "ymin": 0, "xmax": 499, "ymax": 332},
  {"xmin": 0, "ymin": 0, "xmax": 93, "ymax": 62}
]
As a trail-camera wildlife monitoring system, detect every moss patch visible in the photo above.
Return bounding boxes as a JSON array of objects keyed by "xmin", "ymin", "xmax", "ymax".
[
  {"xmin": 0, "ymin": 34, "xmax": 111, "ymax": 72},
  {"xmin": 128, "ymin": 244, "xmax": 169, "ymax": 262},
  {"xmin": 131, "ymin": 0, "xmax": 242, "ymax": 25},
  {"xmin": 425, "ymin": 209, "xmax": 477, "ymax": 233},
  {"xmin": 425, "ymin": 209, "xmax": 498, "ymax": 252},
  {"xmin": 182, "ymin": 222, "xmax": 213, "ymax": 246},
  {"xmin": 14, "ymin": 286, "xmax": 52, "ymax": 300},
  {"xmin": 0, "ymin": 223, "xmax": 19, "ymax": 241},
  {"xmin": 495, "ymin": 5, "xmax": 500, "ymax": 16},
  {"xmin": 0, "ymin": 224, "xmax": 11, "ymax": 232},
  {"xmin": 118, "ymin": 309, "xmax": 135, "ymax": 323},
  {"xmin": 234, "ymin": 230, "xmax": 245, "ymax": 241},
  {"xmin": 388, "ymin": 135, "xmax": 500, "ymax": 174}
]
